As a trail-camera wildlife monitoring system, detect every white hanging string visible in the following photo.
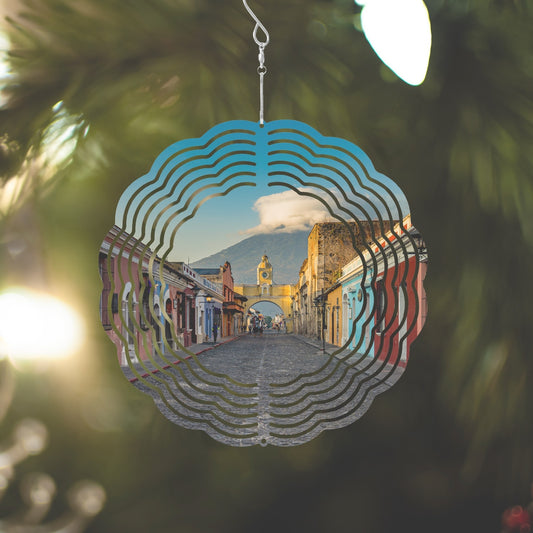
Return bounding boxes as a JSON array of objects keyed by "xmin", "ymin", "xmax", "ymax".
[{"xmin": 242, "ymin": 1, "xmax": 269, "ymax": 125}]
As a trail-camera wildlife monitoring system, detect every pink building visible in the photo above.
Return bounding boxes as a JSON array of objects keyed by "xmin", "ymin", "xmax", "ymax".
[
  {"xmin": 194, "ymin": 262, "xmax": 246, "ymax": 337},
  {"xmin": 99, "ymin": 226, "xmax": 223, "ymax": 366}
]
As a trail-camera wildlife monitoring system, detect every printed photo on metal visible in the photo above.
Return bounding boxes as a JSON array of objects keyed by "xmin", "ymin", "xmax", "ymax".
[{"xmin": 98, "ymin": 120, "xmax": 428, "ymax": 446}]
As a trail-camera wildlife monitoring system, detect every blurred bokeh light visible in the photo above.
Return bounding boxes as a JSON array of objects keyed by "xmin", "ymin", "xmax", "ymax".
[
  {"xmin": 0, "ymin": 288, "xmax": 84, "ymax": 361},
  {"xmin": 356, "ymin": 0, "xmax": 431, "ymax": 85}
]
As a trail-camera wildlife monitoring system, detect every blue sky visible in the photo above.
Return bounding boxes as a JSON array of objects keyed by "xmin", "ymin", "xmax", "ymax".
[
  {"xmin": 116, "ymin": 179, "xmax": 411, "ymax": 262},
  {"xmin": 167, "ymin": 183, "xmax": 329, "ymax": 262},
  {"xmin": 166, "ymin": 180, "xmax": 411, "ymax": 262},
  {"xmin": 114, "ymin": 120, "xmax": 412, "ymax": 262},
  {"xmin": 250, "ymin": 301, "xmax": 284, "ymax": 318}
]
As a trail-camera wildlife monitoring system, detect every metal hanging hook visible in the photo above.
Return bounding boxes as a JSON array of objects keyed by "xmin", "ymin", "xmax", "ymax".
[
  {"xmin": 242, "ymin": 0, "xmax": 270, "ymax": 46},
  {"xmin": 242, "ymin": 0, "xmax": 270, "ymax": 124}
]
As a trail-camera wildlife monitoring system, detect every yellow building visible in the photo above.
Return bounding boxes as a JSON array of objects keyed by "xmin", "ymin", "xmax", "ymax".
[
  {"xmin": 292, "ymin": 221, "xmax": 382, "ymax": 341},
  {"xmin": 235, "ymin": 255, "xmax": 296, "ymax": 333},
  {"xmin": 324, "ymin": 283, "xmax": 343, "ymax": 347},
  {"xmin": 257, "ymin": 254, "xmax": 273, "ymax": 286}
]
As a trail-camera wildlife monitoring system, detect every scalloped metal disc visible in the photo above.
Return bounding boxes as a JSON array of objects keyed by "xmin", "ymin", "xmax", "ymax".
[{"xmin": 99, "ymin": 120, "xmax": 428, "ymax": 447}]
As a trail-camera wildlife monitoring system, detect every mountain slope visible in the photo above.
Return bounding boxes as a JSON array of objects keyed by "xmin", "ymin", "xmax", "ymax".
[{"xmin": 191, "ymin": 231, "xmax": 309, "ymax": 284}]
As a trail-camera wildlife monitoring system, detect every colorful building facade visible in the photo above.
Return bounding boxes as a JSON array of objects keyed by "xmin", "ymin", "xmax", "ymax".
[
  {"xmin": 194, "ymin": 261, "xmax": 246, "ymax": 338},
  {"xmin": 100, "ymin": 227, "xmax": 225, "ymax": 366},
  {"xmin": 339, "ymin": 216, "xmax": 428, "ymax": 367}
]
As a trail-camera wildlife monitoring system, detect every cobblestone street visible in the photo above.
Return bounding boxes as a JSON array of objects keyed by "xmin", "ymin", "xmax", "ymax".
[
  {"xmin": 194, "ymin": 332, "xmax": 329, "ymax": 384},
  {"xmin": 128, "ymin": 333, "xmax": 404, "ymax": 446}
]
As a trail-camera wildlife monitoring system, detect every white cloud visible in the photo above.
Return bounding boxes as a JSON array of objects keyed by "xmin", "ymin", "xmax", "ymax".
[{"xmin": 243, "ymin": 189, "xmax": 332, "ymax": 236}]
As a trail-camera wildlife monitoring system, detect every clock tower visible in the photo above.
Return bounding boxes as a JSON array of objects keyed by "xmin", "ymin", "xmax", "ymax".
[{"xmin": 257, "ymin": 255, "xmax": 273, "ymax": 286}]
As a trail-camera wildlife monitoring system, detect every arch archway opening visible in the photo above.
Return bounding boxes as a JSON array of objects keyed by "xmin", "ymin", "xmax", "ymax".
[{"xmin": 247, "ymin": 300, "xmax": 286, "ymax": 332}]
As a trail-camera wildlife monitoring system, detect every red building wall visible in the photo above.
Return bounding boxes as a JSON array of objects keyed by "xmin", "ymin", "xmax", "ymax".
[{"xmin": 373, "ymin": 255, "xmax": 427, "ymax": 368}]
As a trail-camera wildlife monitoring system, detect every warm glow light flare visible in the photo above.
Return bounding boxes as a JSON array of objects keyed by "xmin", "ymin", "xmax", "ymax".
[
  {"xmin": 0, "ymin": 31, "xmax": 10, "ymax": 108},
  {"xmin": 0, "ymin": 288, "xmax": 84, "ymax": 361},
  {"xmin": 356, "ymin": 0, "xmax": 432, "ymax": 86}
]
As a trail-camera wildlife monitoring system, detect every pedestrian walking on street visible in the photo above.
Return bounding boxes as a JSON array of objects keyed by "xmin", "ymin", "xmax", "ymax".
[{"xmin": 213, "ymin": 323, "xmax": 218, "ymax": 343}]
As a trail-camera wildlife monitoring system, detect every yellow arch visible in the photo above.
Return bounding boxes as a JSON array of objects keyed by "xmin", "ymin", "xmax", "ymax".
[{"xmin": 235, "ymin": 283, "xmax": 296, "ymax": 333}]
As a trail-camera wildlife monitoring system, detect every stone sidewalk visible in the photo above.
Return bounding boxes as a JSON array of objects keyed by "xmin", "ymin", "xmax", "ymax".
[
  {"xmin": 121, "ymin": 335, "xmax": 239, "ymax": 382},
  {"xmin": 290, "ymin": 333, "xmax": 339, "ymax": 354}
]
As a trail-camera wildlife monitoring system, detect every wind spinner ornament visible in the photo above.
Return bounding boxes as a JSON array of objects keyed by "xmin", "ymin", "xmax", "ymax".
[{"xmin": 99, "ymin": 1, "xmax": 428, "ymax": 447}]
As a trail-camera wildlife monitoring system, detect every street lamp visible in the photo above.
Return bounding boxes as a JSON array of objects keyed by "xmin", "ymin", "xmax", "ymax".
[
  {"xmin": 413, "ymin": 232, "xmax": 427, "ymax": 254},
  {"xmin": 408, "ymin": 231, "xmax": 427, "ymax": 260}
]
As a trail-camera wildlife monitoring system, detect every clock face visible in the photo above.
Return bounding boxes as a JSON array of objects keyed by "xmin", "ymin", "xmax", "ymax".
[{"xmin": 261, "ymin": 271, "xmax": 269, "ymax": 279}]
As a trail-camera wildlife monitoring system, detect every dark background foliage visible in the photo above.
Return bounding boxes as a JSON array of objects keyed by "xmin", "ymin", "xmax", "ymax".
[{"xmin": 1, "ymin": 0, "xmax": 533, "ymax": 531}]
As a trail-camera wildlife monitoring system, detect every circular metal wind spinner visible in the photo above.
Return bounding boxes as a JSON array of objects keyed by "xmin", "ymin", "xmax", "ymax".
[{"xmin": 99, "ymin": 1, "xmax": 428, "ymax": 447}]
